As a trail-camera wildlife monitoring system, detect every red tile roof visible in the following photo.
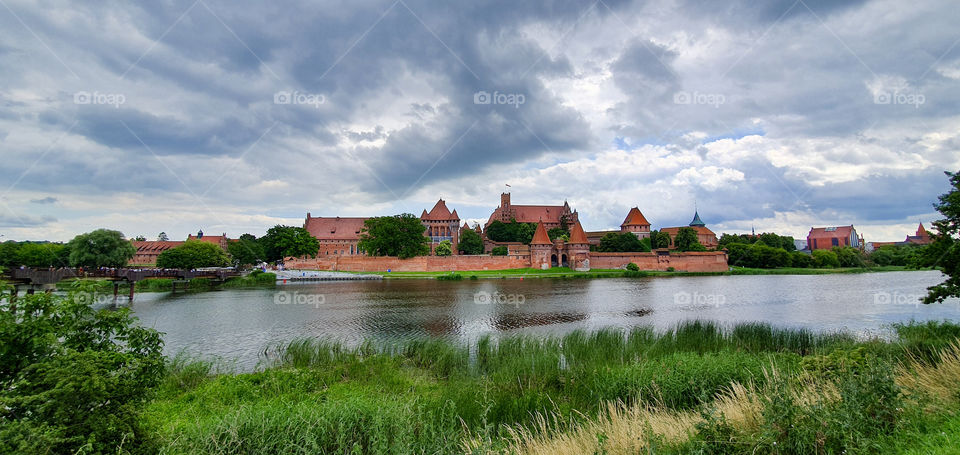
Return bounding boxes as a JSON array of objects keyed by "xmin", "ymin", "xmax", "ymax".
[
  {"xmin": 422, "ymin": 199, "xmax": 459, "ymax": 220},
  {"xmin": 807, "ymin": 226, "xmax": 854, "ymax": 239},
  {"xmin": 568, "ymin": 220, "xmax": 589, "ymax": 244},
  {"xmin": 530, "ymin": 220, "xmax": 552, "ymax": 245},
  {"xmin": 130, "ymin": 240, "xmax": 184, "ymax": 252},
  {"xmin": 304, "ymin": 216, "xmax": 369, "ymax": 240},
  {"xmin": 660, "ymin": 226, "xmax": 716, "ymax": 237},
  {"xmin": 621, "ymin": 207, "xmax": 650, "ymax": 227}
]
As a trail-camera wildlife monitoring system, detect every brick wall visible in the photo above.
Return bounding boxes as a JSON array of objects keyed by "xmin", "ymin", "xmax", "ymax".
[
  {"xmin": 285, "ymin": 254, "xmax": 531, "ymax": 272},
  {"xmin": 285, "ymin": 250, "xmax": 728, "ymax": 273},
  {"xmin": 588, "ymin": 251, "xmax": 728, "ymax": 272}
]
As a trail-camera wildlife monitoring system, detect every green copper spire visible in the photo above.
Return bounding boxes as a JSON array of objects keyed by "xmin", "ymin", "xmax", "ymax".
[{"xmin": 689, "ymin": 211, "xmax": 706, "ymax": 227}]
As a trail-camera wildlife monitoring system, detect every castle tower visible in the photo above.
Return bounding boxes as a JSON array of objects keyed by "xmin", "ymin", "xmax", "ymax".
[
  {"xmin": 566, "ymin": 220, "xmax": 591, "ymax": 271},
  {"xmin": 529, "ymin": 220, "xmax": 553, "ymax": 269},
  {"xmin": 620, "ymin": 207, "xmax": 651, "ymax": 239}
]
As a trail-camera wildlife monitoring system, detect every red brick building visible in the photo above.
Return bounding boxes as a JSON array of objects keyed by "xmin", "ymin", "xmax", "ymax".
[
  {"xmin": 620, "ymin": 207, "xmax": 651, "ymax": 238},
  {"xmin": 807, "ymin": 225, "xmax": 861, "ymax": 250},
  {"xmin": 906, "ymin": 223, "xmax": 932, "ymax": 245},
  {"xmin": 485, "ymin": 193, "xmax": 578, "ymax": 229},
  {"xmin": 187, "ymin": 230, "xmax": 232, "ymax": 250},
  {"xmin": 421, "ymin": 199, "xmax": 461, "ymax": 254},
  {"xmin": 661, "ymin": 211, "xmax": 719, "ymax": 249},
  {"xmin": 303, "ymin": 215, "xmax": 368, "ymax": 256},
  {"xmin": 129, "ymin": 241, "xmax": 184, "ymax": 266}
]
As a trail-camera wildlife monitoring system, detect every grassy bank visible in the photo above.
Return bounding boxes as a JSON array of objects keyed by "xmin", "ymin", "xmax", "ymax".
[
  {"xmin": 336, "ymin": 265, "xmax": 915, "ymax": 280},
  {"xmin": 146, "ymin": 320, "xmax": 960, "ymax": 454},
  {"xmin": 56, "ymin": 272, "xmax": 276, "ymax": 293}
]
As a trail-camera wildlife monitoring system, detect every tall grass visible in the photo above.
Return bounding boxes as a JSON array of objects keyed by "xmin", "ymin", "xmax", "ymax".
[{"xmin": 145, "ymin": 321, "xmax": 960, "ymax": 455}]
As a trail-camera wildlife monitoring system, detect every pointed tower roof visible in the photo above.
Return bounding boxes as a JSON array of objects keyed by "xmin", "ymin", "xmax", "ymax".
[
  {"xmin": 422, "ymin": 199, "xmax": 454, "ymax": 220},
  {"xmin": 530, "ymin": 220, "xmax": 552, "ymax": 245},
  {"xmin": 450, "ymin": 209, "xmax": 459, "ymax": 220},
  {"xmin": 462, "ymin": 221, "xmax": 470, "ymax": 231},
  {"xmin": 689, "ymin": 210, "xmax": 706, "ymax": 227},
  {"xmin": 621, "ymin": 207, "xmax": 650, "ymax": 227},
  {"xmin": 420, "ymin": 209, "xmax": 429, "ymax": 218},
  {"xmin": 917, "ymin": 222, "xmax": 928, "ymax": 236},
  {"xmin": 568, "ymin": 220, "xmax": 589, "ymax": 244}
]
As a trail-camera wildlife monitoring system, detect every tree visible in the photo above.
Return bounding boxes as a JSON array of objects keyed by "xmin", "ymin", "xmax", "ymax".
[
  {"xmin": 597, "ymin": 232, "xmax": 648, "ymax": 252},
  {"xmin": 790, "ymin": 251, "xmax": 814, "ymax": 268},
  {"xmin": 66, "ymin": 229, "xmax": 135, "ymax": 268},
  {"xmin": 547, "ymin": 227, "xmax": 569, "ymax": 241},
  {"xmin": 922, "ymin": 170, "xmax": 960, "ymax": 303},
  {"xmin": 16, "ymin": 243, "xmax": 66, "ymax": 268},
  {"xmin": 673, "ymin": 227, "xmax": 704, "ymax": 252},
  {"xmin": 228, "ymin": 233, "xmax": 266, "ymax": 267},
  {"xmin": 812, "ymin": 249, "xmax": 840, "ymax": 268},
  {"xmin": 435, "ymin": 240, "xmax": 452, "ymax": 256},
  {"xmin": 457, "ymin": 228, "xmax": 484, "ymax": 255},
  {"xmin": 832, "ymin": 246, "xmax": 865, "ymax": 268},
  {"xmin": 491, "ymin": 246, "xmax": 508, "ymax": 256},
  {"xmin": 485, "ymin": 220, "xmax": 538, "ymax": 244},
  {"xmin": 0, "ymin": 284, "xmax": 164, "ymax": 454},
  {"xmin": 357, "ymin": 214, "xmax": 430, "ymax": 259},
  {"xmin": 157, "ymin": 232, "xmax": 169, "ymax": 241},
  {"xmin": 261, "ymin": 225, "xmax": 320, "ymax": 261},
  {"xmin": 649, "ymin": 230, "xmax": 670, "ymax": 249},
  {"xmin": 133, "ymin": 235, "xmax": 146, "ymax": 241},
  {"xmin": 0, "ymin": 241, "xmax": 21, "ymax": 269},
  {"xmin": 156, "ymin": 240, "xmax": 231, "ymax": 269}
]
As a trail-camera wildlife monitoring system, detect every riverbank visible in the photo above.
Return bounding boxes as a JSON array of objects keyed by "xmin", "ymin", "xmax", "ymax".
[
  {"xmin": 146, "ymin": 320, "xmax": 960, "ymax": 454},
  {"xmin": 55, "ymin": 272, "xmax": 277, "ymax": 293},
  {"xmin": 335, "ymin": 265, "xmax": 915, "ymax": 279}
]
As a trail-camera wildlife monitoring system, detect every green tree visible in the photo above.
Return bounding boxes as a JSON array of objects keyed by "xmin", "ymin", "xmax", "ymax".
[
  {"xmin": 261, "ymin": 225, "xmax": 320, "ymax": 262},
  {"xmin": 597, "ymin": 232, "xmax": 648, "ymax": 252},
  {"xmin": 457, "ymin": 228, "xmax": 484, "ymax": 255},
  {"xmin": 157, "ymin": 232, "xmax": 169, "ymax": 241},
  {"xmin": 66, "ymin": 229, "xmax": 135, "ymax": 268},
  {"xmin": 832, "ymin": 246, "xmax": 865, "ymax": 268},
  {"xmin": 0, "ymin": 241, "xmax": 21, "ymax": 269},
  {"xmin": 156, "ymin": 240, "xmax": 231, "ymax": 269},
  {"xmin": 16, "ymin": 243, "xmax": 66, "ymax": 268},
  {"xmin": 357, "ymin": 214, "xmax": 430, "ymax": 259},
  {"xmin": 435, "ymin": 240, "xmax": 452, "ymax": 256},
  {"xmin": 922, "ymin": 170, "xmax": 960, "ymax": 303},
  {"xmin": 674, "ymin": 227, "xmax": 704, "ymax": 252},
  {"xmin": 491, "ymin": 246, "xmax": 508, "ymax": 256},
  {"xmin": 649, "ymin": 230, "xmax": 670, "ymax": 249},
  {"xmin": 485, "ymin": 220, "xmax": 538, "ymax": 244},
  {"xmin": 0, "ymin": 285, "xmax": 164, "ymax": 454},
  {"xmin": 133, "ymin": 235, "xmax": 146, "ymax": 241},
  {"xmin": 228, "ymin": 233, "xmax": 266, "ymax": 267},
  {"xmin": 547, "ymin": 227, "xmax": 569, "ymax": 241},
  {"xmin": 790, "ymin": 251, "xmax": 814, "ymax": 268},
  {"xmin": 812, "ymin": 249, "xmax": 840, "ymax": 268}
]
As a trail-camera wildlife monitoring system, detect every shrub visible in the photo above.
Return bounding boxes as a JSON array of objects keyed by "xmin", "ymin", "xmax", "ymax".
[
  {"xmin": 491, "ymin": 246, "xmax": 508, "ymax": 256},
  {"xmin": 0, "ymin": 284, "xmax": 164, "ymax": 454},
  {"xmin": 811, "ymin": 249, "xmax": 840, "ymax": 268},
  {"xmin": 625, "ymin": 262, "xmax": 640, "ymax": 271},
  {"xmin": 666, "ymin": 266, "xmax": 675, "ymax": 272},
  {"xmin": 436, "ymin": 273, "xmax": 463, "ymax": 281}
]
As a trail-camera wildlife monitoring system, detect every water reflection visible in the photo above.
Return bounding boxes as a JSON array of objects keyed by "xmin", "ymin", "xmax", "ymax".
[{"xmin": 127, "ymin": 271, "xmax": 960, "ymax": 369}]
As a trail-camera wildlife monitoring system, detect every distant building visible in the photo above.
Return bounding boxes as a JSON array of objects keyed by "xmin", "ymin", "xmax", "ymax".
[
  {"xmin": 620, "ymin": 207, "xmax": 651, "ymax": 238},
  {"xmin": 485, "ymin": 193, "xmax": 579, "ymax": 230},
  {"xmin": 660, "ymin": 211, "xmax": 719, "ymax": 249},
  {"xmin": 906, "ymin": 223, "xmax": 932, "ymax": 245},
  {"xmin": 794, "ymin": 239, "xmax": 808, "ymax": 251},
  {"xmin": 807, "ymin": 225, "xmax": 861, "ymax": 250},
  {"xmin": 187, "ymin": 230, "xmax": 232, "ymax": 250},
  {"xmin": 129, "ymin": 240, "xmax": 184, "ymax": 266},
  {"xmin": 420, "ymin": 199, "xmax": 461, "ymax": 254},
  {"xmin": 304, "ymin": 215, "xmax": 369, "ymax": 256}
]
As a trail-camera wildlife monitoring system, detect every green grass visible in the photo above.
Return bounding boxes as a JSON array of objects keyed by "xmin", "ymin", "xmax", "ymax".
[{"xmin": 141, "ymin": 320, "xmax": 960, "ymax": 454}]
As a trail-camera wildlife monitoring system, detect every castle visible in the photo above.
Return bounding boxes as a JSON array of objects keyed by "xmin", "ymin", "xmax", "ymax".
[{"xmin": 293, "ymin": 193, "xmax": 727, "ymax": 272}]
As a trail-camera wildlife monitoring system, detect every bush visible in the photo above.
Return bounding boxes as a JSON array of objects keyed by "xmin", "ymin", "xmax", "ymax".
[
  {"xmin": 436, "ymin": 273, "xmax": 463, "ymax": 281},
  {"xmin": 491, "ymin": 246, "xmax": 508, "ymax": 256},
  {"xmin": 0, "ymin": 284, "xmax": 164, "ymax": 454},
  {"xmin": 625, "ymin": 262, "xmax": 640, "ymax": 271},
  {"xmin": 811, "ymin": 249, "xmax": 840, "ymax": 268}
]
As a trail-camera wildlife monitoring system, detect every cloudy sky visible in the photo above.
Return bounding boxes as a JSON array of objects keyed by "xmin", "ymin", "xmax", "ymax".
[{"xmin": 1, "ymin": 0, "xmax": 958, "ymax": 242}]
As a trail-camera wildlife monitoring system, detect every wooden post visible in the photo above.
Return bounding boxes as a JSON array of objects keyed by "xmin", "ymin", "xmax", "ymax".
[
  {"xmin": 128, "ymin": 281, "xmax": 135, "ymax": 301},
  {"xmin": 113, "ymin": 282, "xmax": 119, "ymax": 303}
]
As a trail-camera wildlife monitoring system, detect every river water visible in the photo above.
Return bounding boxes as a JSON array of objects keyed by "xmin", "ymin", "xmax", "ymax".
[{"xmin": 127, "ymin": 271, "xmax": 960, "ymax": 369}]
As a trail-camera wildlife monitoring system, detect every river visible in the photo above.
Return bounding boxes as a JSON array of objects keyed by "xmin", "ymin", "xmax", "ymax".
[{"xmin": 126, "ymin": 271, "xmax": 960, "ymax": 369}]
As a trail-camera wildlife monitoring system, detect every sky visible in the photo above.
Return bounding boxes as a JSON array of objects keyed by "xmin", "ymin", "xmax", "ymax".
[{"xmin": 1, "ymin": 0, "xmax": 958, "ymax": 243}]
